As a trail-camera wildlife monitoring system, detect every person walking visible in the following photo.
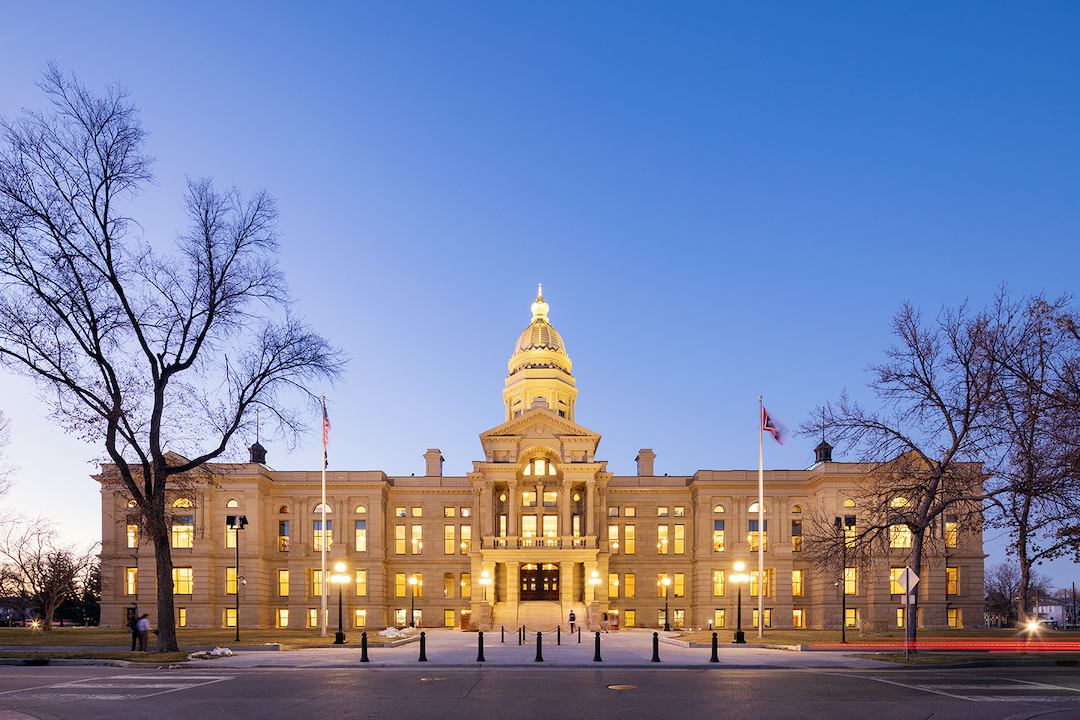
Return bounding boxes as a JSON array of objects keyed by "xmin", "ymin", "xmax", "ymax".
[
  {"xmin": 601, "ymin": 611, "xmax": 610, "ymax": 633},
  {"xmin": 127, "ymin": 611, "xmax": 139, "ymax": 651},
  {"xmin": 136, "ymin": 614, "xmax": 150, "ymax": 651},
  {"xmin": 568, "ymin": 610, "xmax": 576, "ymax": 633}
]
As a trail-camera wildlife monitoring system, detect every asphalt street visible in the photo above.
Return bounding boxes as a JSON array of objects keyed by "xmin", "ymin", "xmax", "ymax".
[{"xmin": 1, "ymin": 666, "xmax": 1080, "ymax": 720}]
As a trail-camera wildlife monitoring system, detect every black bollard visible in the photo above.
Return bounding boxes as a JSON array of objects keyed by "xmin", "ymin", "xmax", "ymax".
[
  {"xmin": 578, "ymin": 626, "xmax": 581, "ymax": 643},
  {"xmin": 519, "ymin": 626, "xmax": 523, "ymax": 645},
  {"xmin": 360, "ymin": 631, "xmax": 369, "ymax": 662},
  {"xmin": 502, "ymin": 626, "xmax": 505, "ymax": 644},
  {"xmin": 651, "ymin": 631, "xmax": 661, "ymax": 662},
  {"xmin": 477, "ymin": 631, "xmax": 486, "ymax": 662},
  {"xmin": 710, "ymin": 632, "xmax": 719, "ymax": 663},
  {"xmin": 419, "ymin": 631, "xmax": 428, "ymax": 662},
  {"xmin": 535, "ymin": 631, "xmax": 544, "ymax": 662},
  {"xmin": 594, "ymin": 631, "xmax": 602, "ymax": 662},
  {"xmin": 557, "ymin": 625, "xmax": 561, "ymax": 645}
]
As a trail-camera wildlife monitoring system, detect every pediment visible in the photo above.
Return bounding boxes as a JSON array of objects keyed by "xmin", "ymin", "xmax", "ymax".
[
  {"xmin": 478, "ymin": 408, "xmax": 601, "ymax": 463},
  {"xmin": 480, "ymin": 408, "xmax": 599, "ymax": 442}
]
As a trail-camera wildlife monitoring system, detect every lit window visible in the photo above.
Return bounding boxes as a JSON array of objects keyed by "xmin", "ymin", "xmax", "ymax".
[
  {"xmin": 624, "ymin": 610, "xmax": 636, "ymax": 627},
  {"xmin": 226, "ymin": 499, "xmax": 239, "ymax": 508},
  {"xmin": 890, "ymin": 568, "xmax": 905, "ymax": 595},
  {"xmin": 126, "ymin": 524, "xmax": 139, "ymax": 549},
  {"xmin": 713, "ymin": 504, "xmax": 725, "ymax": 513},
  {"xmin": 713, "ymin": 520, "xmax": 725, "ymax": 552},
  {"xmin": 411, "ymin": 507, "xmax": 422, "ymax": 517},
  {"xmin": 171, "ymin": 516, "xmax": 194, "ymax": 549},
  {"xmin": 461, "ymin": 507, "xmax": 471, "ymax": 517},
  {"xmin": 674, "ymin": 573, "xmax": 685, "ymax": 598},
  {"xmin": 356, "ymin": 570, "xmax": 367, "ymax": 597},
  {"xmin": 608, "ymin": 525, "xmax": 619, "ymax": 552},
  {"xmin": 173, "ymin": 567, "xmax": 193, "ymax": 595},
  {"xmin": 657, "ymin": 573, "xmax": 669, "ymax": 598},
  {"xmin": 792, "ymin": 609, "xmax": 804, "ymax": 628},
  {"xmin": 896, "ymin": 608, "xmax": 905, "ymax": 628},
  {"xmin": 396, "ymin": 507, "xmax": 406, "ymax": 518},
  {"xmin": 750, "ymin": 570, "xmax": 769, "ymax": 597},
  {"xmin": 845, "ymin": 608, "xmax": 858, "ymax": 627},
  {"xmin": 948, "ymin": 607, "xmax": 961, "ymax": 628},
  {"xmin": 461, "ymin": 572, "xmax": 471, "ymax": 597},
  {"xmin": 712, "ymin": 570, "xmax": 725, "ymax": 597},
  {"xmin": 748, "ymin": 502, "xmax": 767, "ymax": 513},
  {"xmin": 125, "ymin": 567, "xmax": 137, "ymax": 595},
  {"xmin": 178, "ymin": 608, "xmax": 186, "ymax": 627},
  {"xmin": 608, "ymin": 507, "xmax": 619, "ymax": 517},
  {"xmin": 444, "ymin": 573, "xmax": 455, "ymax": 598},
  {"xmin": 522, "ymin": 492, "xmax": 537, "ymax": 507},
  {"xmin": 394, "ymin": 609, "xmax": 407, "ymax": 627},
  {"xmin": 658, "ymin": 507, "xmax": 668, "ymax": 517},
  {"xmin": 624, "ymin": 507, "xmax": 636, "ymax": 517},
  {"xmin": 791, "ymin": 520, "xmax": 802, "ymax": 551},
  {"xmin": 278, "ymin": 569, "xmax": 289, "ymax": 597},
  {"xmin": 844, "ymin": 567, "xmax": 856, "ymax": 595},
  {"xmin": 624, "ymin": 573, "xmax": 636, "ymax": 597},
  {"xmin": 674, "ymin": 506, "xmax": 685, "ymax": 517},
  {"xmin": 752, "ymin": 608, "xmax": 771, "ymax": 628},
  {"xmin": 714, "ymin": 609, "xmax": 725, "ymax": 628},
  {"xmin": 225, "ymin": 522, "xmax": 237, "ymax": 549},
  {"xmin": 444, "ymin": 609, "xmax": 455, "ymax": 627},
  {"xmin": 314, "ymin": 503, "xmax": 332, "ymax": 514},
  {"xmin": 608, "ymin": 573, "xmax": 619, "ymax": 598},
  {"xmin": 225, "ymin": 608, "xmax": 236, "ymax": 628},
  {"xmin": 946, "ymin": 567, "xmax": 958, "ymax": 595},
  {"xmin": 226, "ymin": 567, "xmax": 237, "ymax": 595},
  {"xmin": 889, "ymin": 523, "xmax": 912, "ymax": 548},
  {"xmin": 657, "ymin": 525, "xmax": 669, "ymax": 554},
  {"xmin": 672, "ymin": 609, "xmax": 685, "ymax": 628},
  {"xmin": 395, "ymin": 524, "xmax": 406, "ymax": 554},
  {"xmin": 890, "ymin": 497, "xmax": 909, "ymax": 508},
  {"xmin": 522, "ymin": 515, "xmax": 537, "ymax": 537},
  {"xmin": 355, "ymin": 505, "xmax": 366, "ymax": 514},
  {"xmin": 172, "ymin": 498, "xmax": 194, "ymax": 508},
  {"xmin": 844, "ymin": 499, "xmax": 857, "ymax": 508},
  {"xmin": 843, "ymin": 516, "xmax": 856, "ymax": 547},
  {"xmin": 278, "ymin": 520, "xmax": 290, "ymax": 552},
  {"xmin": 411, "ymin": 525, "xmax": 423, "ymax": 554},
  {"xmin": 277, "ymin": 609, "xmax": 289, "ymax": 627},
  {"xmin": 312, "ymin": 570, "xmax": 324, "ymax": 597},
  {"xmin": 460, "ymin": 525, "xmax": 472, "ymax": 554},
  {"xmin": 355, "ymin": 520, "xmax": 367, "ymax": 552},
  {"xmin": 279, "ymin": 506, "xmax": 289, "ymax": 513},
  {"xmin": 944, "ymin": 514, "xmax": 958, "ymax": 548},
  {"xmin": 411, "ymin": 573, "xmax": 423, "ymax": 598},
  {"xmin": 543, "ymin": 492, "xmax": 557, "ymax": 507},
  {"xmin": 674, "ymin": 524, "xmax": 685, "ymax": 554},
  {"xmin": 624, "ymin": 524, "xmax": 636, "ymax": 554},
  {"xmin": 792, "ymin": 505, "xmax": 802, "ymax": 514},
  {"xmin": 355, "ymin": 609, "xmax": 367, "ymax": 628},
  {"xmin": 444, "ymin": 525, "xmax": 456, "ymax": 555},
  {"xmin": 792, "ymin": 569, "xmax": 803, "ymax": 597},
  {"xmin": 396, "ymin": 573, "xmax": 406, "ymax": 598},
  {"xmin": 308, "ymin": 609, "xmax": 319, "ymax": 628},
  {"xmin": 748, "ymin": 520, "xmax": 767, "ymax": 552},
  {"xmin": 313, "ymin": 520, "xmax": 332, "ymax": 551},
  {"xmin": 127, "ymin": 499, "xmax": 137, "ymax": 508}
]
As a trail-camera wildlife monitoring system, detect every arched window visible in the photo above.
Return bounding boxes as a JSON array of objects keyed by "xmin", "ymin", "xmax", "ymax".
[
  {"xmin": 172, "ymin": 498, "xmax": 194, "ymax": 508},
  {"xmin": 354, "ymin": 505, "xmax": 367, "ymax": 514},
  {"xmin": 748, "ymin": 502, "xmax": 767, "ymax": 513},
  {"xmin": 890, "ymin": 497, "xmax": 909, "ymax": 508},
  {"xmin": 313, "ymin": 503, "xmax": 332, "ymax": 514},
  {"xmin": 225, "ymin": 499, "xmax": 239, "ymax": 508},
  {"xmin": 127, "ymin": 500, "xmax": 137, "ymax": 508},
  {"xmin": 278, "ymin": 505, "xmax": 289, "ymax": 514},
  {"xmin": 522, "ymin": 458, "xmax": 557, "ymax": 476},
  {"xmin": 791, "ymin": 505, "xmax": 802, "ymax": 514},
  {"xmin": 843, "ymin": 499, "xmax": 856, "ymax": 508},
  {"xmin": 713, "ymin": 504, "xmax": 725, "ymax": 513}
]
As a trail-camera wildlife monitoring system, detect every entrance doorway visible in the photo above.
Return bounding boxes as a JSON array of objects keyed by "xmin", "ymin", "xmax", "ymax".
[{"xmin": 520, "ymin": 563, "xmax": 560, "ymax": 601}]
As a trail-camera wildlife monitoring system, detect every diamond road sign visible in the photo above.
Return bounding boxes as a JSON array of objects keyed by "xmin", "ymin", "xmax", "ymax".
[{"xmin": 898, "ymin": 567, "xmax": 920, "ymax": 595}]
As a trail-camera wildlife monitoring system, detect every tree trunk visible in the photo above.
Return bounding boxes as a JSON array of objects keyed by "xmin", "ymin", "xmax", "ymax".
[
  {"xmin": 152, "ymin": 529, "xmax": 178, "ymax": 652},
  {"xmin": 906, "ymin": 531, "xmax": 924, "ymax": 650}
]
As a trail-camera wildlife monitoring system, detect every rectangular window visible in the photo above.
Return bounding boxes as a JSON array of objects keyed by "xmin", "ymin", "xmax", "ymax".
[
  {"xmin": 572, "ymin": 514, "xmax": 580, "ymax": 537},
  {"xmin": 844, "ymin": 567, "xmax": 856, "ymax": 595},
  {"xmin": 355, "ymin": 609, "xmax": 366, "ymax": 628},
  {"xmin": 608, "ymin": 525, "xmax": 619, "ymax": 552},
  {"xmin": 624, "ymin": 573, "xmax": 635, "ymax": 598},
  {"xmin": 444, "ymin": 609, "xmax": 456, "ymax": 627},
  {"xmin": 226, "ymin": 523, "xmax": 237, "ymax": 549},
  {"xmin": 522, "ymin": 515, "xmax": 538, "ymax": 537},
  {"xmin": 543, "ymin": 491, "xmax": 558, "ymax": 507},
  {"xmin": 172, "ymin": 516, "xmax": 194, "ymax": 549},
  {"xmin": 461, "ymin": 507, "xmax": 471, "ymax": 517},
  {"xmin": 178, "ymin": 607, "xmax": 186, "ymax": 627},
  {"xmin": 713, "ymin": 520, "xmax": 725, "ymax": 552},
  {"xmin": 225, "ymin": 608, "xmax": 237, "ymax": 628},
  {"xmin": 791, "ymin": 519, "xmax": 802, "ymax": 552},
  {"xmin": 173, "ymin": 567, "xmax": 193, "ymax": 595},
  {"xmin": 394, "ymin": 608, "xmax": 407, "ymax": 627},
  {"xmin": 624, "ymin": 610, "xmax": 636, "ymax": 627},
  {"xmin": 672, "ymin": 609, "xmax": 685, "ymax": 628},
  {"xmin": 278, "ymin": 520, "xmax": 290, "ymax": 552},
  {"xmin": 461, "ymin": 572, "xmax": 471, "ymax": 598},
  {"xmin": 792, "ymin": 609, "xmax": 805, "ymax": 628},
  {"xmin": 411, "ymin": 507, "xmax": 422, "ymax": 517},
  {"xmin": 395, "ymin": 572, "xmax": 406, "ymax": 598},
  {"xmin": 748, "ymin": 520, "xmax": 767, "ymax": 552},
  {"xmin": 608, "ymin": 507, "xmax": 619, "ymax": 517},
  {"xmin": 751, "ymin": 608, "xmax": 772, "ymax": 628},
  {"xmin": 674, "ymin": 506, "xmax": 685, "ymax": 517},
  {"xmin": 278, "ymin": 569, "xmax": 289, "ymax": 597},
  {"xmin": 845, "ymin": 608, "xmax": 858, "ymax": 628},
  {"xmin": 395, "ymin": 524, "xmax": 406, "ymax": 555},
  {"xmin": 355, "ymin": 570, "xmax": 367, "ymax": 597},
  {"xmin": 313, "ymin": 520, "xmax": 332, "ymax": 551},
  {"xmin": 948, "ymin": 607, "xmax": 961, "ymax": 628},
  {"xmin": 944, "ymin": 514, "xmax": 958, "ymax": 548},
  {"xmin": 657, "ymin": 524, "xmax": 669, "ymax": 554},
  {"xmin": 889, "ymin": 524, "xmax": 912, "ymax": 548},
  {"xmin": 444, "ymin": 572, "xmax": 455, "ymax": 599},
  {"xmin": 460, "ymin": 524, "xmax": 472, "ymax": 554},
  {"xmin": 674, "ymin": 572, "xmax": 685, "ymax": 598},
  {"xmin": 126, "ymin": 524, "xmax": 139, "ymax": 549},
  {"xmin": 945, "ymin": 567, "xmax": 958, "ymax": 595},
  {"xmin": 308, "ymin": 608, "xmax": 319, "ymax": 628},
  {"xmin": 395, "ymin": 507, "xmax": 406, "ymax": 518},
  {"xmin": 713, "ymin": 570, "xmax": 725, "ymax": 597},
  {"xmin": 792, "ymin": 569, "xmax": 803, "ymax": 597},
  {"xmin": 277, "ymin": 608, "xmax": 289, "ymax": 628},
  {"xmin": 844, "ymin": 516, "xmax": 857, "ymax": 547},
  {"xmin": 714, "ymin": 609, "xmax": 726, "ymax": 628},
  {"xmin": 125, "ymin": 567, "xmax": 138, "ymax": 595},
  {"xmin": 658, "ymin": 506, "xmax": 668, "ymax": 517},
  {"xmin": 444, "ymin": 525, "xmax": 455, "ymax": 555},
  {"xmin": 312, "ymin": 570, "xmax": 324, "ymax": 597},
  {"xmin": 750, "ymin": 569, "xmax": 770, "ymax": 597},
  {"xmin": 890, "ymin": 567, "xmax": 905, "ymax": 595},
  {"xmin": 674, "ymin": 524, "xmax": 685, "ymax": 554},
  {"xmin": 355, "ymin": 520, "xmax": 367, "ymax": 552},
  {"xmin": 657, "ymin": 573, "xmax": 669, "ymax": 598},
  {"xmin": 411, "ymin": 573, "xmax": 423, "ymax": 598},
  {"xmin": 410, "ymin": 526, "xmax": 423, "ymax": 557},
  {"xmin": 226, "ymin": 567, "xmax": 237, "ymax": 595},
  {"xmin": 658, "ymin": 609, "xmax": 667, "ymax": 628},
  {"xmin": 444, "ymin": 507, "xmax": 456, "ymax": 518},
  {"xmin": 608, "ymin": 573, "xmax": 619, "ymax": 598},
  {"xmin": 624, "ymin": 507, "xmax": 636, "ymax": 517},
  {"xmin": 499, "ymin": 515, "xmax": 507, "ymax": 537},
  {"xmin": 896, "ymin": 608, "xmax": 905, "ymax": 628},
  {"xmin": 624, "ymin": 524, "xmax": 636, "ymax": 554},
  {"xmin": 522, "ymin": 491, "xmax": 537, "ymax": 507},
  {"xmin": 543, "ymin": 515, "xmax": 557, "ymax": 539}
]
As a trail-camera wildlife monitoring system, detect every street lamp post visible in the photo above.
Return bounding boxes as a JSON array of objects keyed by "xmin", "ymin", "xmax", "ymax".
[
  {"xmin": 731, "ymin": 561, "xmax": 750, "ymax": 644},
  {"xmin": 331, "ymin": 562, "xmax": 349, "ymax": 644},
  {"xmin": 659, "ymin": 576, "xmax": 671, "ymax": 632},
  {"xmin": 480, "ymin": 570, "xmax": 492, "ymax": 601},
  {"xmin": 225, "ymin": 515, "xmax": 247, "ymax": 643},
  {"xmin": 409, "ymin": 576, "xmax": 421, "ymax": 628}
]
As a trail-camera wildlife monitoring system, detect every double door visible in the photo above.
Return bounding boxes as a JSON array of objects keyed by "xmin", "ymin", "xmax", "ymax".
[{"xmin": 520, "ymin": 563, "xmax": 559, "ymax": 601}]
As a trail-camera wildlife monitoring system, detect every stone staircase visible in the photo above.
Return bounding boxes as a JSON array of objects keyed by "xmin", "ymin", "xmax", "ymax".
[{"xmin": 517, "ymin": 601, "xmax": 563, "ymax": 632}]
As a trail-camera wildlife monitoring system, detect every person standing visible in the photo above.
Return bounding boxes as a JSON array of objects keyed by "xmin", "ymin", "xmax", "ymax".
[
  {"xmin": 136, "ymin": 614, "xmax": 150, "ymax": 652},
  {"xmin": 127, "ymin": 611, "xmax": 140, "ymax": 651},
  {"xmin": 568, "ymin": 610, "xmax": 576, "ymax": 633},
  {"xmin": 601, "ymin": 611, "xmax": 610, "ymax": 633}
]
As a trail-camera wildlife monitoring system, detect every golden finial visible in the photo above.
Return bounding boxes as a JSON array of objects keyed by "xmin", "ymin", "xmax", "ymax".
[{"xmin": 531, "ymin": 284, "xmax": 548, "ymax": 320}]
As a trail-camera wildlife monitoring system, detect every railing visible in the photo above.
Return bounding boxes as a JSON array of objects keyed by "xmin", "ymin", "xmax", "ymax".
[{"xmin": 481, "ymin": 536, "xmax": 598, "ymax": 550}]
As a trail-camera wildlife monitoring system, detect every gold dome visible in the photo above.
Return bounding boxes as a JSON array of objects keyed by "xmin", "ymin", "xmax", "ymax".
[{"xmin": 509, "ymin": 285, "xmax": 571, "ymax": 375}]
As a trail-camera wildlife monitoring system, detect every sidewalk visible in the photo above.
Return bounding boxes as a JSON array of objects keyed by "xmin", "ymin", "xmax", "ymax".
[{"xmin": 175, "ymin": 628, "xmax": 898, "ymax": 670}]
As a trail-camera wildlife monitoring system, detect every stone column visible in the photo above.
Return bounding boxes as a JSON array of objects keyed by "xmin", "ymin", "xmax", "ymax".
[
  {"xmin": 483, "ymin": 482, "xmax": 493, "ymax": 536},
  {"xmin": 586, "ymin": 480, "xmax": 597, "ymax": 537},
  {"xmin": 561, "ymin": 479, "xmax": 572, "ymax": 538},
  {"xmin": 508, "ymin": 480, "xmax": 519, "ymax": 541},
  {"xmin": 560, "ymin": 560, "xmax": 575, "ymax": 607},
  {"xmin": 535, "ymin": 481, "xmax": 544, "ymax": 542}
]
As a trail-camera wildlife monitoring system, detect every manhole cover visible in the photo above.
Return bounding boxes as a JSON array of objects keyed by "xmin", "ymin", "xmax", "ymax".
[
  {"xmin": 420, "ymin": 677, "xmax": 447, "ymax": 681},
  {"xmin": 608, "ymin": 685, "xmax": 637, "ymax": 690}
]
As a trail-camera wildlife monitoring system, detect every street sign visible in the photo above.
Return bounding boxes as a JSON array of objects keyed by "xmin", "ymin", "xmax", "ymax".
[{"xmin": 898, "ymin": 567, "xmax": 920, "ymax": 595}]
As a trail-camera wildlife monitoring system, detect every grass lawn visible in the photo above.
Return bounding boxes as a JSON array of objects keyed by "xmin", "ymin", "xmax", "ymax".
[
  {"xmin": 0, "ymin": 627, "xmax": 375, "ymax": 647},
  {"xmin": 674, "ymin": 627, "xmax": 1080, "ymax": 647},
  {"xmin": 0, "ymin": 651, "xmax": 192, "ymax": 664}
]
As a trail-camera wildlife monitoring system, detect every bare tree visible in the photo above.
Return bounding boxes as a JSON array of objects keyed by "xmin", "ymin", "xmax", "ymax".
[
  {"xmin": 0, "ymin": 410, "xmax": 13, "ymax": 498},
  {"xmin": 0, "ymin": 518, "xmax": 96, "ymax": 630},
  {"xmin": 983, "ymin": 292, "xmax": 1080, "ymax": 622},
  {"xmin": 983, "ymin": 561, "xmax": 1053, "ymax": 628},
  {"xmin": 0, "ymin": 67, "xmax": 344, "ymax": 650},
  {"xmin": 803, "ymin": 302, "xmax": 999, "ymax": 646}
]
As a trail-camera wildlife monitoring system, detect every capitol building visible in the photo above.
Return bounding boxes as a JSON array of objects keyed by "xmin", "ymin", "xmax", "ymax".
[{"xmin": 99, "ymin": 289, "xmax": 984, "ymax": 632}]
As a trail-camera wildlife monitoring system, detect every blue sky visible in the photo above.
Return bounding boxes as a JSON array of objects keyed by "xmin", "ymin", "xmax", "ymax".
[{"xmin": 1, "ymin": 2, "xmax": 1078, "ymax": 584}]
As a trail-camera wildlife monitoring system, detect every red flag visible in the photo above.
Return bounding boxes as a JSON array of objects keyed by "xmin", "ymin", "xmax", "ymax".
[
  {"xmin": 322, "ymin": 398, "xmax": 330, "ymax": 468},
  {"xmin": 762, "ymin": 406, "xmax": 789, "ymax": 445}
]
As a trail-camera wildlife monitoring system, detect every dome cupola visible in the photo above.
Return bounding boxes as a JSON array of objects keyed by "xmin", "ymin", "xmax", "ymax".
[{"xmin": 503, "ymin": 285, "xmax": 577, "ymax": 422}]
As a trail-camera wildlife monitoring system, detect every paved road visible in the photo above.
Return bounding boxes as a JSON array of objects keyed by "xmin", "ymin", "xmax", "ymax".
[{"xmin": 1, "ymin": 666, "xmax": 1080, "ymax": 720}]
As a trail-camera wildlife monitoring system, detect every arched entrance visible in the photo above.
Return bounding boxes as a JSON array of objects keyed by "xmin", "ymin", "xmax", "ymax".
[{"xmin": 520, "ymin": 563, "xmax": 560, "ymax": 601}]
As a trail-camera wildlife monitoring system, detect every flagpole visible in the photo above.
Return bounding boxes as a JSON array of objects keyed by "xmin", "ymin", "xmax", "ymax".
[
  {"xmin": 757, "ymin": 396, "xmax": 765, "ymax": 640},
  {"xmin": 321, "ymin": 396, "xmax": 327, "ymax": 638}
]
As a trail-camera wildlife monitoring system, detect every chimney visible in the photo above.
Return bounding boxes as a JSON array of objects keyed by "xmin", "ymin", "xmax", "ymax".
[
  {"xmin": 424, "ymin": 449, "xmax": 444, "ymax": 477},
  {"xmin": 635, "ymin": 449, "xmax": 656, "ymax": 477},
  {"xmin": 248, "ymin": 441, "xmax": 267, "ymax": 465}
]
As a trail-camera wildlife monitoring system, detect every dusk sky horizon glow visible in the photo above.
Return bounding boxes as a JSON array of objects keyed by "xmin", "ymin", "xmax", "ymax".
[{"xmin": 1, "ymin": 2, "xmax": 1078, "ymax": 586}]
